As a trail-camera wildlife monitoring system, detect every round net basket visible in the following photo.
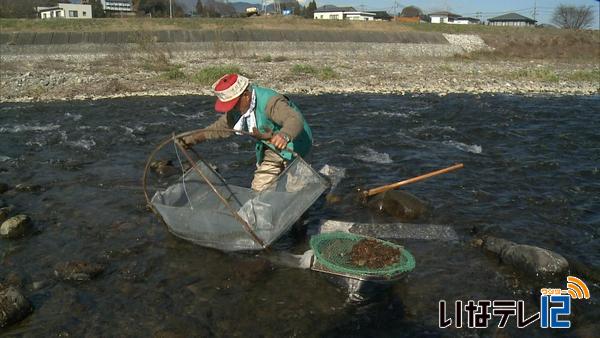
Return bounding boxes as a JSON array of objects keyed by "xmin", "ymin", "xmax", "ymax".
[{"xmin": 310, "ymin": 232, "xmax": 415, "ymax": 279}]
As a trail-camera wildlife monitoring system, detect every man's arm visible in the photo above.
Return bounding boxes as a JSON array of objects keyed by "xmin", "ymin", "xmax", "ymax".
[
  {"xmin": 180, "ymin": 112, "xmax": 236, "ymax": 146},
  {"xmin": 265, "ymin": 95, "xmax": 304, "ymax": 141}
]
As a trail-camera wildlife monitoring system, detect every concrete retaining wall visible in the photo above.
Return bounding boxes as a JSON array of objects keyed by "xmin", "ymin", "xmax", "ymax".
[
  {"xmin": 0, "ymin": 41, "xmax": 465, "ymax": 60},
  {"xmin": 0, "ymin": 29, "xmax": 448, "ymax": 45}
]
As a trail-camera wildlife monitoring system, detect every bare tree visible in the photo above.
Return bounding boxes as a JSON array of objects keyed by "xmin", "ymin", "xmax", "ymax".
[{"xmin": 551, "ymin": 4, "xmax": 594, "ymax": 29}]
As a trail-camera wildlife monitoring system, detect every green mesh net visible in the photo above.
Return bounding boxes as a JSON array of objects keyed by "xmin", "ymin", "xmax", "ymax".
[{"xmin": 310, "ymin": 232, "xmax": 415, "ymax": 279}]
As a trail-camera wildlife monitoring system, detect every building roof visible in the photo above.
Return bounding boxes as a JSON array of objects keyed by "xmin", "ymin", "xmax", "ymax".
[
  {"xmin": 428, "ymin": 11, "xmax": 460, "ymax": 18},
  {"xmin": 371, "ymin": 11, "xmax": 392, "ymax": 20},
  {"xmin": 315, "ymin": 5, "xmax": 356, "ymax": 13},
  {"xmin": 488, "ymin": 13, "xmax": 536, "ymax": 22},
  {"xmin": 37, "ymin": 6, "xmax": 60, "ymax": 12},
  {"xmin": 456, "ymin": 17, "xmax": 480, "ymax": 22}
]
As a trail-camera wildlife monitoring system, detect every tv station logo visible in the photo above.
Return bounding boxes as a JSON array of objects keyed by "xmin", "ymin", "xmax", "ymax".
[{"xmin": 439, "ymin": 276, "xmax": 590, "ymax": 329}]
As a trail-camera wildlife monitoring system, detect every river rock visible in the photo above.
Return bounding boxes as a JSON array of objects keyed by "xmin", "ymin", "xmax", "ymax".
[
  {"xmin": 150, "ymin": 159, "xmax": 179, "ymax": 177},
  {"xmin": 14, "ymin": 183, "xmax": 44, "ymax": 193},
  {"xmin": 481, "ymin": 236, "xmax": 569, "ymax": 276},
  {"xmin": 0, "ymin": 208, "xmax": 8, "ymax": 224},
  {"xmin": 367, "ymin": 190, "xmax": 427, "ymax": 221},
  {"xmin": 0, "ymin": 214, "xmax": 31, "ymax": 239},
  {"xmin": 54, "ymin": 261, "xmax": 105, "ymax": 281},
  {"xmin": 0, "ymin": 287, "xmax": 33, "ymax": 328}
]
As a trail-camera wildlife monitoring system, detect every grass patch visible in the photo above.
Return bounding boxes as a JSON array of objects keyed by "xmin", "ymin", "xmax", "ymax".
[
  {"xmin": 162, "ymin": 65, "xmax": 186, "ymax": 80},
  {"xmin": 508, "ymin": 68, "xmax": 560, "ymax": 83},
  {"xmin": 192, "ymin": 65, "xmax": 242, "ymax": 85},
  {"xmin": 259, "ymin": 55, "xmax": 272, "ymax": 62},
  {"xmin": 292, "ymin": 64, "xmax": 317, "ymax": 75},
  {"xmin": 291, "ymin": 64, "xmax": 338, "ymax": 80},
  {"xmin": 438, "ymin": 64, "xmax": 454, "ymax": 73},
  {"xmin": 566, "ymin": 69, "xmax": 600, "ymax": 82},
  {"xmin": 319, "ymin": 66, "xmax": 337, "ymax": 80}
]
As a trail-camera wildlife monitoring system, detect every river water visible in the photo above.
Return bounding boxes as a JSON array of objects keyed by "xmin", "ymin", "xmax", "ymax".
[{"xmin": 1, "ymin": 93, "xmax": 598, "ymax": 337}]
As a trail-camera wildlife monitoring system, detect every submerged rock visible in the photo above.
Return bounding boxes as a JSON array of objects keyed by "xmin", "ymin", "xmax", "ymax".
[
  {"xmin": 0, "ymin": 214, "xmax": 31, "ymax": 239},
  {"xmin": 480, "ymin": 236, "xmax": 569, "ymax": 277},
  {"xmin": 0, "ymin": 183, "xmax": 10, "ymax": 194},
  {"xmin": 54, "ymin": 261, "xmax": 105, "ymax": 281},
  {"xmin": 0, "ymin": 287, "xmax": 33, "ymax": 328},
  {"xmin": 367, "ymin": 190, "xmax": 427, "ymax": 221},
  {"xmin": 150, "ymin": 159, "xmax": 179, "ymax": 177},
  {"xmin": 0, "ymin": 208, "xmax": 8, "ymax": 224},
  {"xmin": 14, "ymin": 183, "xmax": 44, "ymax": 193}
]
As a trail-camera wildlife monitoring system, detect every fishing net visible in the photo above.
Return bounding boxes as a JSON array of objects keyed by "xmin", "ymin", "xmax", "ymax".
[
  {"xmin": 151, "ymin": 155, "xmax": 328, "ymax": 251},
  {"xmin": 310, "ymin": 232, "xmax": 415, "ymax": 279}
]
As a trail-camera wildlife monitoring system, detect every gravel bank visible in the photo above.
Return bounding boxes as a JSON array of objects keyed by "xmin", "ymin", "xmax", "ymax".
[{"xmin": 0, "ymin": 35, "xmax": 598, "ymax": 102}]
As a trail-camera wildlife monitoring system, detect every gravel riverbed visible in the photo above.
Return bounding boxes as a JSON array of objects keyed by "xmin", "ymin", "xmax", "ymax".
[{"xmin": 1, "ymin": 36, "xmax": 598, "ymax": 102}]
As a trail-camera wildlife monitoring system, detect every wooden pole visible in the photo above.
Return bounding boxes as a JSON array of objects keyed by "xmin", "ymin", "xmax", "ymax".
[{"xmin": 360, "ymin": 163, "xmax": 464, "ymax": 199}]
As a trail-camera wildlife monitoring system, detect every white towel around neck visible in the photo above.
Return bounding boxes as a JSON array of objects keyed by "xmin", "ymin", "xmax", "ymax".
[{"xmin": 233, "ymin": 88, "xmax": 256, "ymax": 134}]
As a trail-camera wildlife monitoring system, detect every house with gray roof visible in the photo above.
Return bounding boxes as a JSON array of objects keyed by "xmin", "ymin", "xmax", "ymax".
[
  {"xmin": 488, "ymin": 13, "xmax": 536, "ymax": 27},
  {"xmin": 313, "ymin": 5, "xmax": 376, "ymax": 21}
]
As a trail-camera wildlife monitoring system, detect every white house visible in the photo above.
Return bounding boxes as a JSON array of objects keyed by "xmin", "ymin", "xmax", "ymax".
[
  {"xmin": 38, "ymin": 3, "xmax": 92, "ymax": 19},
  {"xmin": 313, "ymin": 5, "xmax": 376, "ymax": 21},
  {"xmin": 100, "ymin": 0, "xmax": 133, "ymax": 12},
  {"xmin": 429, "ymin": 11, "xmax": 461, "ymax": 24}
]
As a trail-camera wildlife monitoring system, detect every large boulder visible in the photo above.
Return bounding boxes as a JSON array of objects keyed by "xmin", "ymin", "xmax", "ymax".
[
  {"xmin": 0, "ymin": 287, "xmax": 33, "ymax": 328},
  {"xmin": 480, "ymin": 236, "xmax": 569, "ymax": 276},
  {"xmin": 503, "ymin": 244, "xmax": 569, "ymax": 276},
  {"xmin": 367, "ymin": 190, "xmax": 427, "ymax": 221},
  {"xmin": 0, "ymin": 214, "xmax": 31, "ymax": 239}
]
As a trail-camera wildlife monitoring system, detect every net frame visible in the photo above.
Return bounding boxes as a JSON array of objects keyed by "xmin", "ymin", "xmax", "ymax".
[
  {"xmin": 143, "ymin": 129, "xmax": 329, "ymax": 251},
  {"xmin": 309, "ymin": 231, "xmax": 416, "ymax": 280}
]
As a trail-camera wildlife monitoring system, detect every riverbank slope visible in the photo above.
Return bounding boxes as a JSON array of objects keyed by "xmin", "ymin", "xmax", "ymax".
[{"xmin": 1, "ymin": 17, "xmax": 598, "ymax": 102}]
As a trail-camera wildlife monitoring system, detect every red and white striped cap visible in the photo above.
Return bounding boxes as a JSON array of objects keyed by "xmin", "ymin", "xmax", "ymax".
[{"xmin": 212, "ymin": 74, "xmax": 249, "ymax": 113}]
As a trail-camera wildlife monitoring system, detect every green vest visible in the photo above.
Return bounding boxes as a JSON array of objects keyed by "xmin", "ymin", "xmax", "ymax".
[{"xmin": 252, "ymin": 85, "xmax": 312, "ymax": 164}]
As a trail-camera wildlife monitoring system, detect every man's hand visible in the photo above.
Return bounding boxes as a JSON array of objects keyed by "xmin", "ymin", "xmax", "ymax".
[
  {"xmin": 176, "ymin": 133, "xmax": 204, "ymax": 149},
  {"xmin": 270, "ymin": 133, "xmax": 290, "ymax": 150}
]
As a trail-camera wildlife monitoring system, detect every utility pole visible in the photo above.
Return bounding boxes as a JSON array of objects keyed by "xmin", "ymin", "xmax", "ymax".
[
  {"xmin": 532, "ymin": 0, "xmax": 537, "ymax": 21},
  {"xmin": 169, "ymin": 0, "xmax": 172, "ymax": 18},
  {"xmin": 261, "ymin": 0, "xmax": 267, "ymax": 14}
]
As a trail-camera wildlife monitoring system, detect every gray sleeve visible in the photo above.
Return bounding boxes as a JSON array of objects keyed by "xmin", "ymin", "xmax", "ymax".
[{"xmin": 265, "ymin": 95, "xmax": 304, "ymax": 139}]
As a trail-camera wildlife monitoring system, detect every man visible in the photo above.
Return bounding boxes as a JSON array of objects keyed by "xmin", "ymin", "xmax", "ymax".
[{"xmin": 178, "ymin": 73, "xmax": 312, "ymax": 191}]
